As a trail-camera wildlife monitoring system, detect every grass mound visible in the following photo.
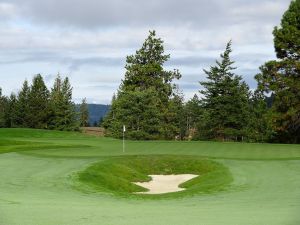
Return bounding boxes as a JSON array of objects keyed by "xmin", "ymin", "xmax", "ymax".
[{"xmin": 78, "ymin": 155, "xmax": 232, "ymax": 198}]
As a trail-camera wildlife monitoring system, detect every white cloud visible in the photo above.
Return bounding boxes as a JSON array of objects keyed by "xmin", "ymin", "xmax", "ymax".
[
  {"xmin": 0, "ymin": 0, "xmax": 292, "ymax": 103},
  {"xmin": 0, "ymin": 2, "xmax": 17, "ymax": 20}
]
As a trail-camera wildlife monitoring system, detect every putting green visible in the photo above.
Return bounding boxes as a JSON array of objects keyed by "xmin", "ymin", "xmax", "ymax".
[{"xmin": 0, "ymin": 128, "xmax": 300, "ymax": 225}]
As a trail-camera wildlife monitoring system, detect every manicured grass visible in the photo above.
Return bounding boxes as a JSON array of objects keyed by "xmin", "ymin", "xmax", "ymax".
[
  {"xmin": 0, "ymin": 128, "xmax": 300, "ymax": 225},
  {"xmin": 78, "ymin": 155, "xmax": 232, "ymax": 198}
]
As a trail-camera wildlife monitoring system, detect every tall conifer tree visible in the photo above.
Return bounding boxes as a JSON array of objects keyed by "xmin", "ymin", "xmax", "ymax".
[
  {"xmin": 104, "ymin": 31, "xmax": 182, "ymax": 139},
  {"xmin": 0, "ymin": 88, "xmax": 7, "ymax": 127},
  {"xmin": 15, "ymin": 80, "xmax": 30, "ymax": 127},
  {"xmin": 184, "ymin": 95, "xmax": 202, "ymax": 139},
  {"xmin": 7, "ymin": 93, "xmax": 18, "ymax": 128},
  {"xmin": 48, "ymin": 75, "xmax": 78, "ymax": 131},
  {"xmin": 28, "ymin": 74, "xmax": 50, "ymax": 129},
  {"xmin": 80, "ymin": 98, "xmax": 89, "ymax": 127},
  {"xmin": 200, "ymin": 41, "xmax": 250, "ymax": 140},
  {"xmin": 255, "ymin": 0, "xmax": 300, "ymax": 143}
]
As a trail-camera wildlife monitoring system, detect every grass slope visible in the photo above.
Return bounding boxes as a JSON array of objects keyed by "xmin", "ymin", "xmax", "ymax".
[
  {"xmin": 78, "ymin": 155, "xmax": 232, "ymax": 198},
  {"xmin": 0, "ymin": 128, "xmax": 300, "ymax": 225}
]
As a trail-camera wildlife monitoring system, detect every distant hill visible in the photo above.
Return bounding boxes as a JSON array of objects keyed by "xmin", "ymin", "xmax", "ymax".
[{"xmin": 76, "ymin": 104, "xmax": 110, "ymax": 126}]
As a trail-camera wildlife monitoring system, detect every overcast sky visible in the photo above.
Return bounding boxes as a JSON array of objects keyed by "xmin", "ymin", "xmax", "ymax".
[{"xmin": 0, "ymin": 0, "xmax": 291, "ymax": 104}]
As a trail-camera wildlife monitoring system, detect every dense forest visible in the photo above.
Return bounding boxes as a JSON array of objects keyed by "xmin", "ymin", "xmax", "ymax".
[
  {"xmin": 0, "ymin": 74, "xmax": 90, "ymax": 131},
  {"xmin": 0, "ymin": 0, "xmax": 299, "ymax": 143}
]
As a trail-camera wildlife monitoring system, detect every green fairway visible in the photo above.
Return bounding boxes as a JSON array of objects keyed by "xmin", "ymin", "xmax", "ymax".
[{"xmin": 0, "ymin": 128, "xmax": 300, "ymax": 225}]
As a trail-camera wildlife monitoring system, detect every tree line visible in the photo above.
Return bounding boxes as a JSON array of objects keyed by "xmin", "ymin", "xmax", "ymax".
[
  {"xmin": 0, "ymin": 0, "xmax": 299, "ymax": 143},
  {"xmin": 103, "ymin": 0, "xmax": 299, "ymax": 143},
  {"xmin": 0, "ymin": 74, "xmax": 89, "ymax": 131},
  {"xmin": 102, "ymin": 33, "xmax": 271, "ymax": 142}
]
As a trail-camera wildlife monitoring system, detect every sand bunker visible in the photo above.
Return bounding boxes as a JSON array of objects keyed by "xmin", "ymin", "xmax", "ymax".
[{"xmin": 133, "ymin": 174, "xmax": 198, "ymax": 194}]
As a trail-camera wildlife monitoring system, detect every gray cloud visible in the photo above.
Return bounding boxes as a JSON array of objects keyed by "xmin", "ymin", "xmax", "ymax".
[
  {"xmin": 0, "ymin": 50, "xmax": 124, "ymax": 71},
  {"xmin": 0, "ymin": 2, "xmax": 17, "ymax": 20},
  {"xmin": 68, "ymin": 57, "xmax": 124, "ymax": 72},
  {"xmin": 3, "ymin": 0, "xmax": 225, "ymax": 28},
  {"xmin": 167, "ymin": 56, "xmax": 215, "ymax": 68},
  {"xmin": 3, "ymin": 0, "xmax": 289, "ymax": 29},
  {"xmin": 167, "ymin": 52, "xmax": 273, "ymax": 68},
  {"xmin": 0, "ymin": 0, "xmax": 291, "ymax": 103}
]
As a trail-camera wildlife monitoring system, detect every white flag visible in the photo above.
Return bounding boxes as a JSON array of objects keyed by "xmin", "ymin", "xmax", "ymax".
[{"xmin": 123, "ymin": 125, "xmax": 126, "ymax": 132}]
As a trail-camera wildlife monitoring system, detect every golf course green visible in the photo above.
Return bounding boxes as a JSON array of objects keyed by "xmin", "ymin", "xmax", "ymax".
[{"xmin": 0, "ymin": 128, "xmax": 300, "ymax": 225}]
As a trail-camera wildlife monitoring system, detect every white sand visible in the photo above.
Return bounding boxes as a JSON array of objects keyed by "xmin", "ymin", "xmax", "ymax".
[{"xmin": 133, "ymin": 174, "xmax": 198, "ymax": 194}]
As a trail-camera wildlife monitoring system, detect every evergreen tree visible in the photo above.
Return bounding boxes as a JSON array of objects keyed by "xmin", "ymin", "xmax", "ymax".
[
  {"xmin": 255, "ymin": 0, "xmax": 300, "ymax": 143},
  {"xmin": 102, "ymin": 94, "xmax": 116, "ymax": 130},
  {"xmin": 163, "ymin": 90, "xmax": 186, "ymax": 140},
  {"xmin": 184, "ymin": 95, "xmax": 202, "ymax": 139},
  {"xmin": 200, "ymin": 41, "xmax": 250, "ymax": 141},
  {"xmin": 121, "ymin": 31, "xmax": 181, "ymax": 99},
  {"xmin": 0, "ymin": 88, "xmax": 7, "ymax": 127},
  {"xmin": 104, "ymin": 31, "xmax": 182, "ymax": 139},
  {"xmin": 48, "ymin": 75, "xmax": 78, "ymax": 131},
  {"xmin": 6, "ymin": 93, "xmax": 18, "ymax": 128},
  {"xmin": 27, "ymin": 74, "xmax": 50, "ymax": 129},
  {"xmin": 48, "ymin": 74, "xmax": 63, "ymax": 129},
  {"xmin": 15, "ymin": 80, "xmax": 30, "ymax": 127},
  {"xmin": 246, "ymin": 91, "xmax": 273, "ymax": 142},
  {"xmin": 194, "ymin": 105, "xmax": 211, "ymax": 140},
  {"xmin": 61, "ymin": 77, "xmax": 78, "ymax": 130},
  {"xmin": 0, "ymin": 88, "xmax": 4, "ymax": 127},
  {"xmin": 104, "ymin": 88, "xmax": 163, "ymax": 140},
  {"xmin": 0, "ymin": 74, "xmax": 78, "ymax": 131},
  {"xmin": 80, "ymin": 98, "xmax": 89, "ymax": 127}
]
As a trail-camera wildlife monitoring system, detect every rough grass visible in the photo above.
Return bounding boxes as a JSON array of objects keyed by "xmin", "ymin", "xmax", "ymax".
[
  {"xmin": 0, "ymin": 129, "xmax": 91, "ymax": 154},
  {"xmin": 0, "ymin": 128, "xmax": 300, "ymax": 225},
  {"xmin": 78, "ymin": 155, "xmax": 232, "ymax": 198}
]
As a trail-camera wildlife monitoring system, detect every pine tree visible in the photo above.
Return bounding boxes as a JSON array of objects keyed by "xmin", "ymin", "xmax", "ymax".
[
  {"xmin": 246, "ymin": 91, "xmax": 273, "ymax": 142},
  {"xmin": 80, "ymin": 98, "xmax": 89, "ymax": 127},
  {"xmin": 15, "ymin": 80, "xmax": 30, "ymax": 127},
  {"xmin": 61, "ymin": 77, "xmax": 78, "ymax": 130},
  {"xmin": 102, "ymin": 94, "xmax": 116, "ymax": 131},
  {"xmin": 255, "ymin": 0, "xmax": 300, "ymax": 143},
  {"xmin": 0, "ymin": 88, "xmax": 7, "ymax": 127},
  {"xmin": 0, "ymin": 88, "xmax": 3, "ymax": 127},
  {"xmin": 48, "ymin": 74, "xmax": 63, "ymax": 129},
  {"xmin": 163, "ymin": 90, "xmax": 185, "ymax": 140},
  {"xmin": 104, "ymin": 31, "xmax": 182, "ymax": 139},
  {"xmin": 200, "ymin": 41, "xmax": 250, "ymax": 141},
  {"xmin": 27, "ymin": 74, "xmax": 50, "ymax": 129},
  {"xmin": 184, "ymin": 95, "xmax": 202, "ymax": 139},
  {"xmin": 104, "ymin": 88, "xmax": 163, "ymax": 140},
  {"xmin": 48, "ymin": 75, "xmax": 78, "ymax": 131},
  {"xmin": 7, "ymin": 93, "xmax": 18, "ymax": 128},
  {"xmin": 122, "ymin": 31, "xmax": 181, "ymax": 99}
]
